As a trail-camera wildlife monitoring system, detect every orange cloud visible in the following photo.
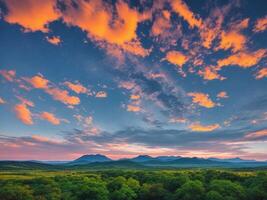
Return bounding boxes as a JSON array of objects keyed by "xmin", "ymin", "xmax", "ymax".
[
  {"xmin": 105, "ymin": 1, "xmax": 139, "ymax": 45},
  {"xmin": 198, "ymin": 66, "xmax": 225, "ymax": 81},
  {"xmin": 170, "ymin": 0, "xmax": 202, "ymax": 28},
  {"xmin": 199, "ymin": 8, "xmax": 224, "ymax": 49},
  {"xmin": 62, "ymin": 0, "xmax": 148, "ymax": 56},
  {"xmin": 130, "ymin": 94, "xmax": 140, "ymax": 100},
  {"xmin": 189, "ymin": 122, "xmax": 220, "ymax": 132},
  {"xmin": 253, "ymin": 15, "xmax": 267, "ymax": 32},
  {"xmin": 0, "ymin": 97, "xmax": 5, "ymax": 104},
  {"xmin": 27, "ymin": 75, "xmax": 49, "ymax": 89},
  {"xmin": 40, "ymin": 112, "xmax": 60, "ymax": 125},
  {"xmin": 64, "ymin": 81, "xmax": 88, "ymax": 94},
  {"xmin": 3, "ymin": 0, "xmax": 60, "ymax": 32},
  {"xmin": 217, "ymin": 91, "xmax": 228, "ymax": 98},
  {"xmin": 235, "ymin": 18, "xmax": 250, "ymax": 30},
  {"xmin": 245, "ymin": 129, "xmax": 267, "ymax": 139},
  {"xmin": 0, "ymin": 69, "xmax": 16, "ymax": 82},
  {"xmin": 46, "ymin": 36, "xmax": 61, "ymax": 45},
  {"xmin": 188, "ymin": 92, "xmax": 216, "ymax": 108},
  {"xmin": 46, "ymin": 87, "xmax": 80, "ymax": 105},
  {"xmin": 217, "ymin": 31, "xmax": 247, "ymax": 52},
  {"xmin": 217, "ymin": 49, "xmax": 266, "ymax": 68},
  {"xmin": 127, "ymin": 104, "xmax": 141, "ymax": 112},
  {"xmin": 166, "ymin": 51, "xmax": 188, "ymax": 67},
  {"xmin": 151, "ymin": 10, "xmax": 171, "ymax": 36},
  {"xmin": 119, "ymin": 40, "xmax": 150, "ymax": 57},
  {"xmin": 26, "ymin": 75, "xmax": 80, "ymax": 106},
  {"xmin": 95, "ymin": 91, "xmax": 107, "ymax": 98},
  {"xmin": 14, "ymin": 103, "xmax": 33, "ymax": 125},
  {"xmin": 255, "ymin": 68, "xmax": 267, "ymax": 79}
]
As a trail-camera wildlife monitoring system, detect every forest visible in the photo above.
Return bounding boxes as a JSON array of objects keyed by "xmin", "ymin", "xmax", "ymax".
[{"xmin": 0, "ymin": 169, "xmax": 266, "ymax": 200}]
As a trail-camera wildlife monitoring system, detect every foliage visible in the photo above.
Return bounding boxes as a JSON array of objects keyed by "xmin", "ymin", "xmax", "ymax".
[{"xmin": 0, "ymin": 169, "xmax": 266, "ymax": 200}]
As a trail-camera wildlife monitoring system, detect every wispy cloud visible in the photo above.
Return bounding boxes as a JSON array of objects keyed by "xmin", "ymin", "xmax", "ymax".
[
  {"xmin": 255, "ymin": 68, "xmax": 267, "ymax": 79},
  {"xmin": 0, "ymin": 69, "xmax": 16, "ymax": 82}
]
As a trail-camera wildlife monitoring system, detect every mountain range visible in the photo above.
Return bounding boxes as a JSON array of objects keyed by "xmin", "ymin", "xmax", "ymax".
[{"xmin": 1, "ymin": 154, "xmax": 267, "ymax": 170}]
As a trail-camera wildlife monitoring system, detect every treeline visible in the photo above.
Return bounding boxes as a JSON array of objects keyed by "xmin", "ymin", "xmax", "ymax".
[{"xmin": 0, "ymin": 169, "xmax": 266, "ymax": 200}]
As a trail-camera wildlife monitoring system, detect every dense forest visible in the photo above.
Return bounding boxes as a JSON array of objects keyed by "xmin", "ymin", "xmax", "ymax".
[{"xmin": 0, "ymin": 169, "xmax": 267, "ymax": 200}]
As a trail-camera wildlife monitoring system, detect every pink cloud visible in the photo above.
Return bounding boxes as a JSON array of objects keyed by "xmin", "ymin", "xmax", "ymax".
[
  {"xmin": 119, "ymin": 81, "xmax": 136, "ymax": 90},
  {"xmin": 0, "ymin": 97, "xmax": 5, "ymax": 104},
  {"xmin": 245, "ymin": 129, "xmax": 267, "ymax": 139},
  {"xmin": 0, "ymin": 69, "xmax": 16, "ymax": 82},
  {"xmin": 95, "ymin": 91, "xmax": 107, "ymax": 98}
]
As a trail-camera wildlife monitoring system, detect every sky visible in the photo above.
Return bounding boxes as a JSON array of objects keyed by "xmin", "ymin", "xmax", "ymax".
[{"xmin": 0, "ymin": 0, "xmax": 266, "ymax": 161}]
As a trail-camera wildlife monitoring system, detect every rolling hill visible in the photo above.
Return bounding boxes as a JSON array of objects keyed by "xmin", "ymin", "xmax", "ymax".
[{"xmin": 1, "ymin": 154, "xmax": 267, "ymax": 170}]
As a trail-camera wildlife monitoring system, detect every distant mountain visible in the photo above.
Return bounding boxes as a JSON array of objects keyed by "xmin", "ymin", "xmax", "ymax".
[
  {"xmin": 1, "ymin": 155, "xmax": 267, "ymax": 170},
  {"xmin": 208, "ymin": 157, "xmax": 256, "ymax": 163},
  {"xmin": 69, "ymin": 154, "xmax": 112, "ymax": 165},
  {"xmin": 155, "ymin": 156, "xmax": 181, "ymax": 162},
  {"xmin": 142, "ymin": 157, "xmax": 224, "ymax": 167},
  {"xmin": 130, "ymin": 155, "xmax": 154, "ymax": 162}
]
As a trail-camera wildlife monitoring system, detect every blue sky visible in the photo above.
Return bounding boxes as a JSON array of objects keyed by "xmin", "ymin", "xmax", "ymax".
[{"xmin": 0, "ymin": 0, "xmax": 266, "ymax": 160}]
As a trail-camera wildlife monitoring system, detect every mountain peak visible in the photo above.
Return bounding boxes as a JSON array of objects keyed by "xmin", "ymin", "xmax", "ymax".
[
  {"xmin": 131, "ymin": 155, "xmax": 153, "ymax": 162},
  {"xmin": 72, "ymin": 154, "xmax": 112, "ymax": 165},
  {"xmin": 136, "ymin": 155, "xmax": 152, "ymax": 158}
]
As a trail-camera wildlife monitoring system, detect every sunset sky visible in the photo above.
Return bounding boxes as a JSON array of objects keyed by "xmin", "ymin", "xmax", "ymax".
[{"xmin": 0, "ymin": 0, "xmax": 267, "ymax": 161}]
